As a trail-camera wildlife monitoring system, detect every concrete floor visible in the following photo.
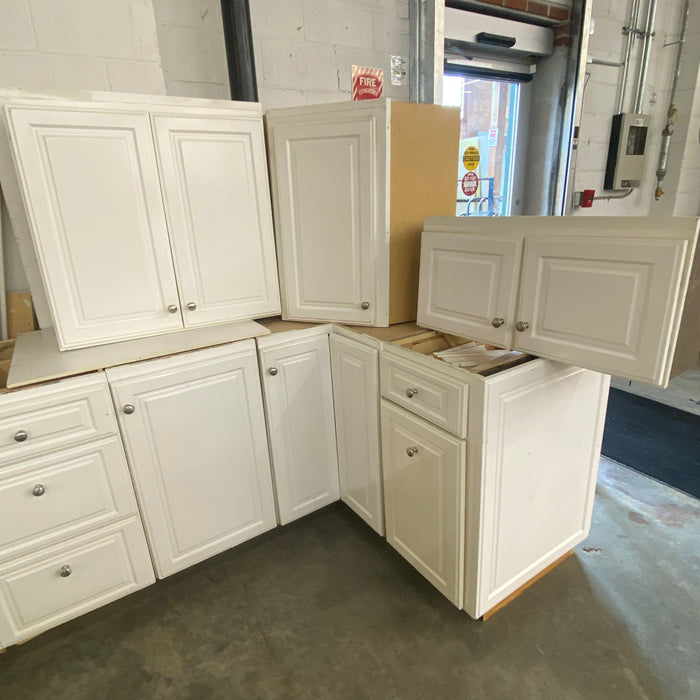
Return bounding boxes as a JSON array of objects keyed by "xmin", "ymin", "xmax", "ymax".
[{"xmin": 1, "ymin": 458, "xmax": 698, "ymax": 700}]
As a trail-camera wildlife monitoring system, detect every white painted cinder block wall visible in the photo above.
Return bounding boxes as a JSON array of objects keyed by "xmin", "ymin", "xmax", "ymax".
[{"xmin": 574, "ymin": 0, "xmax": 699, "ymax": 217}]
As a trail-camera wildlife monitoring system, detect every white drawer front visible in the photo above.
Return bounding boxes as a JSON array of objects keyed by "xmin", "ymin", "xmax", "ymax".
[
  {"xmin": 380, "ymin": 353, "xmax": 468, "ymax": 438},
  {"xmin": 0, "ymin": 437, "xmax": 139, "ymax": 560},
  {"xmin": 0, "ymin": 518, "xmax": 154, "ymax": 645},
  {"xmin": 0, "ymin": 374, "xmax": 117, "ymax": 464}
]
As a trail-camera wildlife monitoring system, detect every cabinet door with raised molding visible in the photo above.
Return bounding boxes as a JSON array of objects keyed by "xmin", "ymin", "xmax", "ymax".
[
  {"xmin": 151, "ymin": 112, "xmax": 280, "ymax": 327},
  {"xmin": 6, "ymin": 105, "xmax": 182, "ymax": 350},
  {"xmin": 259, "ymin": 333, "xmax": 339, "ymax": 525},
  {"xmin": 107, "ymin": 341, "xmax": 276, "ymax": 578},
  {"xmin": 330, "ymin": 334, "xmax": 383, "ymax": 535},
  {"xmin": 267, "ymin": 107, "xmax": 387, "ymax": 325}
]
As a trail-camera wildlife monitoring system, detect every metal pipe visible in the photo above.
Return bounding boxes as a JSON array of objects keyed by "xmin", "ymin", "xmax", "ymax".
[
  {"xmin": 655, "ymin": 0, "xmax": 691, "ymax": 199},
  {"xmin": 633, "ymin": 0, "xmax": 658, "ymax": 114},
  {"xmin": 618, "ymin": 0, "xmax": 642, "ymax": 114},
  {"xmin": 220, "ymin": 0, "xmax": 258, "ymax": 102}
]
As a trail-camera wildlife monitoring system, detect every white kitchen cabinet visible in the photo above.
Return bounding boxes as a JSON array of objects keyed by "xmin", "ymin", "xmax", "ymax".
[
  {"xmin": 266, "ymin": 100, "xmax": 459, "ymax": 326},
  {"xmin": 418, "ymin": 216, "xmax": 699, "ymax": 386},
  {"xmin": 330, "ymin": 333, "xmax": 383, "ymax": 535},
  {"xmin": 5, "ymin": 105, "xmax": 182, "ymax": 350},
  {"xmin": 107, "ymin": 341, "xmax": 277, "ymax": 578},
  {"xmin": 379, "ymin": 331, "xmax": 609, "ymax": 619},
  {"xmin": 1, "ymin": 94, "xmax": 280, "ymax": 350},
  {"xmin": 258, "ymin": 328, "xmax": 339, "ymax": 525},
  {"xmin": 150, "ymin": 112, "xmax": 280, "ymax": 327},
  {"xmin": 381, "ymin": 401, "xmax": 465, "ymax": 606}
]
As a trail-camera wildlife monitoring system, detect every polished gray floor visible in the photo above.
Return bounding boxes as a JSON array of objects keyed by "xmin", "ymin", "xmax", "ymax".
[{"xmin": 1, "ymin": 458, "xmax": 698, "ymax": 700}]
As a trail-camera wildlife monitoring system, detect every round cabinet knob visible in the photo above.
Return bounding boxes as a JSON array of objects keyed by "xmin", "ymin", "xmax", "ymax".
[
  {"xmin": 186, "ymin": 302, "xmax": 197, "ymax": 311},
  {"xmin": 360, "ymin": 302, "xmax": 370, "ymax": 310},
  {"xmin": 406, "ymin": 447, "xmax": 419, "ymax": 458},
  {"xmin": 515, "ymin": 321, "xmax": 530, "ymax": 332},
  {"xmin": 123, "ymin": 404, "xmax": 135, "ymax": 415},
  {"xmin": 405, "ymin": 388, "xmax": 419, "ymax": 399},
  {"xmin": 167, "ymin": 304, "xmax": 178, "ymax": 314},
  {"xmin": 13, "ymin": 429, "xmax": 28, "ymax": 443},
  {"xmin": 491, "ymin": 317, "xmax": 505, "ymax": 328},
  {"xmin": 59, "ymin": 564, "xmax": 72, "ymax": 578},
  {"xmin": 268, "ymin": 367, "xmax": 279, "ymax": 376},
  {"xmin": 32, "ymin": 484, "xmax": 46, "ymax": 497}
]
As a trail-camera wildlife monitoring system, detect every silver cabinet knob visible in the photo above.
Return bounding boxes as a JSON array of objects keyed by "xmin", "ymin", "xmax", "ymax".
[
  {"xmin": 13, "ymin": 429, "xmax": 28, "ymax": 442},
  {"xmin": 360, "ymin": 301, "xmax": 370, "ymax": 310},
  {"xmin": 491, "ymin": 317, "xmax": 505, "ymax": 328},
  {"xmin": 59, "ymin": 564, "xmax": 72, "ymax": 578},
  {"xmin": 515, "ymin": 321, "xmax": 530, "ymax": 332},
  {"xmin": 405, "ymin": 388, "xmax": 419, "ymax": 399},
  {"xmin": 186, "ymin": 302, "xmax": 197, "ymax": 311},
  {"xmin": 167, "ymin": 304, "xmax": 178, "ymax": 313},
  {"xmin": 123, "ymin": 404, "xmax": 135, "ymax": 415},
  {"xmin": 406, "ymin": 447, "xmax": 419, "ymax": 457},
  {"xmin": 32, "ymin": 484, "xmax": 46, "ymax": 497},
  {"xmin": 268, "ymin": 367, "xmax": 278, "ymax": 376}
]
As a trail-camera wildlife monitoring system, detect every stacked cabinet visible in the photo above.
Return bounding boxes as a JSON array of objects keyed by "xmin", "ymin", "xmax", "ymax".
[
  {"xmin": 107, "ymin": 342, "xmax": 277, "ymax": 578},
  {"xmin": 418, "ymin": 216, "xmax": 700, "ymax": 386},
  {"xmin": 0, "ymin": 374, "xmax": 154, "ymax": 646},
  {"xmin": 2, "ymin": 96, "xmax": 280, "ymax": 350},
  {"xmin": 266, "ymin": 100, "xmax": 460, "ymax": 326}
]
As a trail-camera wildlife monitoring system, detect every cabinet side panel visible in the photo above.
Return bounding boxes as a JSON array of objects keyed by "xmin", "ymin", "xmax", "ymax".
[{"xmin": 389, "ymin": 103, "xmax": 460, "ymax": 324}]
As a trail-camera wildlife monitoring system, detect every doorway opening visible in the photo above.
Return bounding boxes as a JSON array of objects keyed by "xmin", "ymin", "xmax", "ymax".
[{"xmin": 442, "ymin": 72, "xmax": 521, "ymax": 217}]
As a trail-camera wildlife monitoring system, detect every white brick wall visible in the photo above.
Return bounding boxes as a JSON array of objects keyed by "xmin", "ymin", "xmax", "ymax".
[{"xmin": 251, "ymin": 0, "xmax": 410, "ymax": 109}]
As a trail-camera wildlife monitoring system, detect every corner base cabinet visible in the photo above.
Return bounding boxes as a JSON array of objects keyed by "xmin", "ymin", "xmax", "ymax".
[{"xmin": 107, "ymin": 341, "xmax": 277, "ymax": 578}]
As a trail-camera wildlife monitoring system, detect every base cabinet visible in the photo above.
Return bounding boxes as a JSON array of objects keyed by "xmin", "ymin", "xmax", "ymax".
[
  {"xmin": 107, "ymin": 341, "xmax": 277, "ymax": 578},
  {"xmin": 330, "ymin": 334, "xmax": 384, "ymax": 535},
  {"xmin": 258, "ymin": 331, "xmax": 339, "ymax": 525}
]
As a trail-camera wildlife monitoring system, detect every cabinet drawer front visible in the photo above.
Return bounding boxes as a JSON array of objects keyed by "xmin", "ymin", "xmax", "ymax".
[
  {"xmin": 0, "ymin": 518, "xmax": 154, "ymax": 645},
  {"xmin": 0, "ymin": 437, "xmax": 138, "ymax": 560},
  {"xmin": 381, "ymin": 401, "xmax": 465, "ymax": 607},
  {"xmin": 0, "ymin": 374, "xmax": 117, "ymax": 464},
  {"xmin": 380, "ymin": 352, "xmax": 468, "ymax": 438}
]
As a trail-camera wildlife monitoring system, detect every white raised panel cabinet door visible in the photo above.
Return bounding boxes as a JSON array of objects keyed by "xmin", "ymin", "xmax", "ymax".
[
  {"xmin": 330, "ymin": 334, "xmax": 383, "ymax": 535},
  {"xmin": 381, "ymin": 400, "xmax": 464, "ymax": 607},
  {"xmin": 514, "ymin": 232, "xmax": 694, "ymax": 385},
  {"xmin": 267, "ymin": 106, "xmax": 388, "ymax": 325},
  {"xmin": 259, "ymin": 334, "xmax": 340, "ymax": 524},
  {"xmin": 151, "ymin": 112, "xmax": 280, "ymax": 326},
  {"xmin": 418, "ymin": 232, "xmax": 522, "ymax": 347},
  {"xmin": 6, "ymin": 106, "xmax": 182, "ymax": 350},
  {"xmin": 106, "ymin": 342, "xmax": 276, "ymax": 578}
]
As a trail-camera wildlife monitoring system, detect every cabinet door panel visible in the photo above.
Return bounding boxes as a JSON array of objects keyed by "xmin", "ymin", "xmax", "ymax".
[
  {"xmin": 381, "ymin": 401, "xmax": 464, "ymax": 607},
  {"xmin": 6, "ymin": 106, "xmax": 181, "ymax": 349},
  {"xmin": 515, "ymin": 236, "xmax": 690, "ymax": 385},
  {"xmin": 330, "ymin": 335, "xmax": 383, "ymax": 535},
  {"xmin": 151, "ymin": 114, "xmax": 280, "ymax": 326},
  {"xmin": 268, "ymin": 111, "xmax": 386, "ymax": 324},
  {"xmin": 418, "ymin": 232, "xmax": 522, "ymax": 346},
  {"xmin": 107, "ymin": 343, "xmax": 276, "ymax": 578},
  {"xmin": 260, "ymin": 334, "xmax": 339, "ymax": 524}
]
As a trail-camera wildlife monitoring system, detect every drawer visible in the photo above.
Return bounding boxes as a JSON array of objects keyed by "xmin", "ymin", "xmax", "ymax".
[
  {"xmin": 0, "ymin": 374, "xmax": 118, "ymax": 465},
  {"xmin": 0, "ymin": 436, "xmax": 139, "ymax": 561},
  {"xmin": 0, "ymin": 517, "xmax": 155, "ymax": 646},
  {"xmin": 380, "ymin": 351, "xmax": 468, "ymax": 438}
]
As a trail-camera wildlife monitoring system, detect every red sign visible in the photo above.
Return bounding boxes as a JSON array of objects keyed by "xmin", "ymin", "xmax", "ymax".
[
  {"xmin": 352, "ymin": 65, "xmax": 383, "ymax": 101},
  {"xmin": 461, "ymin": 171, "xmax": 478, "ymax": 197}
]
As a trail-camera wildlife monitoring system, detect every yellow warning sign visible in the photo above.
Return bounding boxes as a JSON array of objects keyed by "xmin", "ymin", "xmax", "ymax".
[{"xmin": 462, "ymin": 145, "xmax": 480, "ymax": 172}]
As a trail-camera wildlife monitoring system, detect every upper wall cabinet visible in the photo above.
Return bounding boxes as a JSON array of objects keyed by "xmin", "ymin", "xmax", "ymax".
[
  {"xmin": 266, "ymin": 100, "xmax": 459, "ymax": 327},
  {"xmin": 418, "ymin": 216, "xmax": 700, "ymax": 387},
  {"xmin": 3, "ymin": 97, "xmax": 280, "ymax": 350}
]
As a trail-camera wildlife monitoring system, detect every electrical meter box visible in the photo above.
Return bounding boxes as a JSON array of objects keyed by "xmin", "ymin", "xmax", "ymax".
[{"xmin": 604, "ymin": 112, "xmax": 650, "ymax": 190}]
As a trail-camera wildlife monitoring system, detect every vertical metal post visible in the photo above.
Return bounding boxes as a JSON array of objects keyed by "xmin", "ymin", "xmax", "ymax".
[
  {"xmin": 220, "ymin": 0, "xmax": 258, "ymax": 102},
  {"xmin": 409, "ymin": 0, "xmax": 444, "ymax": 104}
]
